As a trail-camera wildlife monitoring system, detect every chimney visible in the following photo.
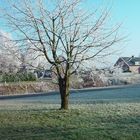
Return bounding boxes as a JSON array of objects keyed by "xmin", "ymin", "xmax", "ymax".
[{"xmin": 132, "ymin": 55, "xmax": 134, "ymax": 58}]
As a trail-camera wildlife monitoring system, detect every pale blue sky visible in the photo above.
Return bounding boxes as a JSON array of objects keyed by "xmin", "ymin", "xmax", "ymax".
[
  {"xmin": 85, "ymin": 0, "xmax": 140, "ymax": 57},
  {"xmin": 112, "ymin": 0, "xmax": 140, "ymax": 57},
  {"xmin": 0, "ymin": 0, "xmax": 140, "ymax": 59}
]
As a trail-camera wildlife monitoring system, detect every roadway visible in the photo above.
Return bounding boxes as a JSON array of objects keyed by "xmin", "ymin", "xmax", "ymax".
[{"xmin": 0, "ymin": 84, "xmax": 140, "ymax": 104}]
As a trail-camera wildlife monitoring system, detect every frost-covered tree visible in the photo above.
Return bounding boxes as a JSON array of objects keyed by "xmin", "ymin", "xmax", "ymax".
[
  {"xmin": 0, "ymin": 0, "xmax": 123, "ymax": 109},
  {"xmin": 0, "ymin": 31, "xmax": 21, "ymax": 73}
]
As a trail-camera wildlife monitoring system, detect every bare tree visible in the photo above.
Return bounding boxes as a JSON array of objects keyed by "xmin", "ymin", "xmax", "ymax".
[
  {"xmin": 0, "ymin": 0, "xmax": 123, "ymax": 109},
  {"xmin": 0, "ymin": 31, "xmax": 21, "ymax": 73}
]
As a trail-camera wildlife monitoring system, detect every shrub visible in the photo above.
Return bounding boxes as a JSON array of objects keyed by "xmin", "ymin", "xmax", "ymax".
[{"xmin": 0, "ymin": 72, "xmax": 36, "ymax": 83}]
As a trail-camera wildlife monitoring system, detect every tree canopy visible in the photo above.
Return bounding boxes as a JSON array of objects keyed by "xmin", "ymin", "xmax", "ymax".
[{"xmin": 0, "ymin": 0, "xmax": 124, "ymax": 109}]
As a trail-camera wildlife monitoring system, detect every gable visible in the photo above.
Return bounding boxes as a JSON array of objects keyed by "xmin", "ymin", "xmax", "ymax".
[{"xmin": 115, "ymin": 57, "xmax": 140, "ymax": 67}]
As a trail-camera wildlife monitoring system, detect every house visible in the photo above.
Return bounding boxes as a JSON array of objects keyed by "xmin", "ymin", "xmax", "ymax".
[
  {"xmin": 34, "ymin": 69, "xmax": 52, "ymax": 79},
  {"xmin": 114, "ymin": 56, "xmax": 140, "ymax": 74}
]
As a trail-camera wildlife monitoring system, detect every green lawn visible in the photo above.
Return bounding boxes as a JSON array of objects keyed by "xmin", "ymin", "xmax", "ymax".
[{"xmin": 0, "ymin": 102, "xmax": 140, "ymax": 140}]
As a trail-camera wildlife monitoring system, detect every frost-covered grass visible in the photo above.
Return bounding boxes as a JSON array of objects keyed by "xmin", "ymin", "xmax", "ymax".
[{"xmin": 0, "ymin": 102, "xmax": 140, "ymax": 140}]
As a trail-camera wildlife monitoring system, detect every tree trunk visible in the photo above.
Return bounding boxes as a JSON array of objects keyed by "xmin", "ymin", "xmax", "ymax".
[{"xmin": 58, "ymin": 76, "xmax": 70, "ymax": 110}]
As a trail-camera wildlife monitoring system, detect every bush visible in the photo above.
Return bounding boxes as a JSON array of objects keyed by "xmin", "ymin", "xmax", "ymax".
[{"xmin": 0, "ymin": 72, "xmax": 36, "ymax": 83}]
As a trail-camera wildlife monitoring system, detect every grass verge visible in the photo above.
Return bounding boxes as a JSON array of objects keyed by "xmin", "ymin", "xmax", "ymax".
[{"xmin": 0, "ymin": 102, "xmax": 140, "ymax": 140}]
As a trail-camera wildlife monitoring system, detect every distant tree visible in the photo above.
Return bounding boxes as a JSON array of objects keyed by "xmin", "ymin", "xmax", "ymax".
[
  {"xmin": 0, "ymin": 31, "xmax": 21, "ymax": 73},
  {"xmin": 0, "ymin": 0, "xmax": 124, "ymax": 109},
  {"xmin": 20, "ymin": 48, "xmax": 51, "ymax": 73}
]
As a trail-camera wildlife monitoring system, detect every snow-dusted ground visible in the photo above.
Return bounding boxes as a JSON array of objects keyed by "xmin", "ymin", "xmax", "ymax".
[
  {"xmin": 110, "ymin": 73, "xmax": 140, "ymax": 84},
  {"xmin": 98, "ymin": 71, "xmax": 140, "ymax": 86}
]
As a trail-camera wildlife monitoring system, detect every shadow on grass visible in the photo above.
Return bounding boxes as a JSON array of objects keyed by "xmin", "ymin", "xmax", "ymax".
[
  {"xmin": 0, "ymin": 126, "xmax": 71, "ymax": 140},
  {"xmin": 0, "ymin": 114, "xmax": 140, "ymax": 140}
]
